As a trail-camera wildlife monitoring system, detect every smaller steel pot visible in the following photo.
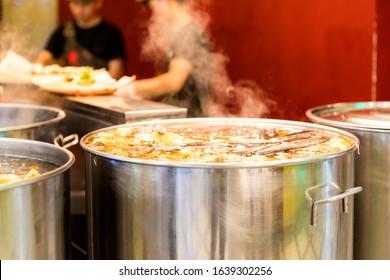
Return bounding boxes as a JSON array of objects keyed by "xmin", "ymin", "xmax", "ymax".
[
  {"xmin": 306, "ymin": 101, "xmax": 390, "ymax": 260},
  {"xmin": 0, "ymin": 103, "xmax": 66, "ymax": 143},
  {"xmin": 0, "ymin": 138, "xmax": 75, "ymax": 259}
]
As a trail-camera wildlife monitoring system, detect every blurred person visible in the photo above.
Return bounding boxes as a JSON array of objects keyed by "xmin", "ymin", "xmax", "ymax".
[
  {"xmin": 35, "ymin": 0, "xmax": 126, "ymax": 79},
  {"xmin": 117, "ymin": 0, "xmax": 211, "ymax": 117}
]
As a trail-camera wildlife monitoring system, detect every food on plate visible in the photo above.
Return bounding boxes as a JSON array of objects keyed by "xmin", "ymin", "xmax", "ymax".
[
  {"xmin": 32, "ymin": 64, "xmax": 89, "ymax": 76},
  {"xmin": 32, "ymin": 64, "xmax": 100, "ymax": 85},
  {"xmin": 77, "ymin": 67, "xmax": 95, "ymax": 85},
  {"xmin": 84, "ymin": 123, "xmax": 355, "ymax": 163},
  {"xmin": 30, "ymin": 62, "xmax": 136, "ymax": 95},
  {"xmin": 63, "ymin": 67, "xmax": 95, "ymax": 86}
]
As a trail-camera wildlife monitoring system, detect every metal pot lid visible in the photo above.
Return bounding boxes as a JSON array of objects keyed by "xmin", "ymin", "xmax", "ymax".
[{"xmin": 306, "ymin": 102, "xmax": 390, "ymax": 131}]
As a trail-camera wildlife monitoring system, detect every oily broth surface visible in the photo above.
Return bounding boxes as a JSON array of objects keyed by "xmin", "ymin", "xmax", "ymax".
[
  {"xmin": 84, "ymin": 124, "xmax": 355, "ymax": 163},
  {"xmin": 0, "ymin": 156, "xmax": 58, "ymax": 184}
]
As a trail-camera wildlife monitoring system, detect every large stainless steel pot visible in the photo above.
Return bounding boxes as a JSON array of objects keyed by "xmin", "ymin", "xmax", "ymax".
[
  {"xmin": 306, "ymin": 101, "xmax": 390, "ymax": 260},
  {"xmin": 81, "ymin": 118, "xmax": 361, "ymax": 260},
  {"xmin": 0, "ymin": 103, "xmax": 66, "ymax": 142},
  {"xmin": 0, "ymin": 138, "xmax": 75, "ymax": 259}
]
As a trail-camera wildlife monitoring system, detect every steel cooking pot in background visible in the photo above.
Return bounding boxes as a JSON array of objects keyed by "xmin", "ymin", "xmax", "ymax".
[
  {"xmin": 306, "ymin": 101, "xmax": 390, "ymax": 260},
  {"xmin": 0, "ymin": 103, "xmax": 65, "ymax": 142},
  {"xmin": 81, "ymin": 118, "xmax": 361, "ymax": 260},
  {"xmin": 0, "ymin": 138, "xmax": 75, "ymax": 259}
]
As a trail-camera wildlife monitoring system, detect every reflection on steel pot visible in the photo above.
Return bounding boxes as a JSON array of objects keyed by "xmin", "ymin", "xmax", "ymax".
[
  {"xmin": 306, "ymin": 101, "xmax": 390, "ymax": 260},
  {"xmin": 81, "ymin": 118, "xmax": 361, "ymax": 260},
  {"xmin": 0, "ymin": 138, "xmax": 75, "ymax": 259},
  {"xmin": 0, "ymin": 103, "xmax": 65, "ymax": 142}
]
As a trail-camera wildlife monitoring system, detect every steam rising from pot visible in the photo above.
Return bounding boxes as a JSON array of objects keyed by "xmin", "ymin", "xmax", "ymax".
[
  {"xmin": 139, "ymin": 0, "xmax": 277, "ymax": 118},
  {"xmin": 0, "ymin": 1, "xmax": 61, "ymax": 106}
]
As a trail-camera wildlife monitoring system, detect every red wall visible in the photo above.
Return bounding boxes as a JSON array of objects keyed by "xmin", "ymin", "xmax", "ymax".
[
  {"xmin": 59, "ymin": 0, "xmax": 376, "ymax": 121},
  {"xmin": 376, "ymin": 0, "xmax": 390, "ymax": 101}
]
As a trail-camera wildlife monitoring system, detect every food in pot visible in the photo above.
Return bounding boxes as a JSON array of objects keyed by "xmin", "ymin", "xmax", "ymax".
[
  {"xmin": 83, "ymin": 123, "xmax": 355, "ymax": 163},
  {"xmin": 0, "ymin": 169, "xmax": 40, "ymax": 184},
  {"xmin": 0, "ymin": 156, "xmax": 58, "ymax": 185}
]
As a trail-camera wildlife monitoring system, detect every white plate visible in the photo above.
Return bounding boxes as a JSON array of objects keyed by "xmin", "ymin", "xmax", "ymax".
[{"xmin": 38, "ymin": 75, "xmax": 135, "ymax": 96}]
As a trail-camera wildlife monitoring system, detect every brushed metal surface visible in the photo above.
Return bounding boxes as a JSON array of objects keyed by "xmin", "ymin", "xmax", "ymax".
[
  {"xmin": 82, "ymin": 118, "xmax": 360, "ymax": 260},
  {"xmin": 0, "ymin": 103, "xmax": 65, "ymax": 143},
  {"xmin": 0, "ymin": 138, "xmax": 74, "ymax": 260},
  {"xmin": 307, "ymin": 101, "xmax": 390, "ymax": 260}
]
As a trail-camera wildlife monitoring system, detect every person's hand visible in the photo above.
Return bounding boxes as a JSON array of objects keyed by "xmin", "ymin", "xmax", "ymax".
[
  {"xmin": 31, "ymin": 63, "xmax": 44, "ymax": 74},
  {"xmin": 115, "ymin": 81, "xmax": 142, "ymax": 100}
]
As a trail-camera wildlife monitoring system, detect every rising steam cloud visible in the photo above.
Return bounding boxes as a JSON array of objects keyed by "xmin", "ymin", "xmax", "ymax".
[
  {"xmin": 139, "ymin": 0, "xmax": 276, "ymax": 118},
  {"xmin": 0, "ymin": 24, "xmax": 34, "ymax": 60},
  {"xmin": 1, "ymin": 0, "xmax": 58, "ymax": 61}
]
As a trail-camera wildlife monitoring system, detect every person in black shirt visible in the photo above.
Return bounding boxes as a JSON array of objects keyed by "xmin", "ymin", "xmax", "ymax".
[
  {"xmin": 117, "ymin": 0, "xmax": 211, "ymax": 117},
  {"xmin": 35, "ymin": 0, "xmax": 126, "ymax": 79}
]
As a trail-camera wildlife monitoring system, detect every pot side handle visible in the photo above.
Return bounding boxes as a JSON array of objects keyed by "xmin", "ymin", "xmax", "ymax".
[
  {"xmin": 306, "ymin": 185, "xmax": 363, "ymax": 226},
  {"xmin": 54, "ymin": 134, "xmax": 79, "ymax": 149}
]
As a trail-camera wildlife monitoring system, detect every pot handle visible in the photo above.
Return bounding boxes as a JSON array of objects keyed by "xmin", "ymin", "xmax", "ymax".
[
  {"xmin": 306, "ymin": 184, "xmax": 363, "ymax": 226},
  {"xmin": 54, "ymin": 134, "xmax": 79, "ymax": 149}
]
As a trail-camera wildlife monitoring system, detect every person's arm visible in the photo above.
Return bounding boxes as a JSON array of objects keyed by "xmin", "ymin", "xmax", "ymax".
[
  {"xmin": 35, "ymin": 50, "xmax": 54, "ymax": 66},
  {"xmin": 133, "ymin": 56, "xmax": 193, "ymax": 99},
  {"xmin": 107, "ymin": 58, "xmax": 125, "ymax": 80}
]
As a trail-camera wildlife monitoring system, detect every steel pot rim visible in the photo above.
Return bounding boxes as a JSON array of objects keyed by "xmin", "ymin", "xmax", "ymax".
[
  {"xmin": 0, "ymin": 138, "xmax": 75, "ymax": 192},
  {"xmin": 306, "ymin": 101, "xmax": 390, "ymax": 133},
  {"xmin": 0, "ymin": 103, "xmax": 66, "ymax": 133},
  {"xmin": 80, "ymin": 117, "xmax": 359, "ymax": 168}
]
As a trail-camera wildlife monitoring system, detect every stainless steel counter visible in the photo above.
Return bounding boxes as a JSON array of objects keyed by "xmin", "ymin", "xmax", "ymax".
[
  {"xmin": 65, "ymin": 95, "xmax": 187, "ymax": 124},
  {"xmin": 0, "ymin": 82, "xmax": 187, "ymax": 123}
]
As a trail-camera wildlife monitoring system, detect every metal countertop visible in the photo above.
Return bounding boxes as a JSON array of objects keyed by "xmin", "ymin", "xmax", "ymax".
[
  {"xmin": 65, "ymin": 95, "xmax": 187, "ymax": 124},
  {"xmin": 0, "ymin": 81, "xmax": 187, "ymax": 123}
]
